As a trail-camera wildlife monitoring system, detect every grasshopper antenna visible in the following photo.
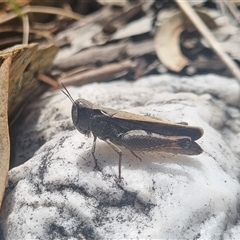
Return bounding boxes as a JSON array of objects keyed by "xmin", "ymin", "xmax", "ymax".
[{"xmin": 61, "ymin": 82, "xmax": 75, "ymax": 103}]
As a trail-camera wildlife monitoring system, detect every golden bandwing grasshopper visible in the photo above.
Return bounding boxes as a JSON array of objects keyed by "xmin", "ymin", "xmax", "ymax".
[{"xmin": 61, "ymin": 84, "xmax": 204, "ymax": 179}]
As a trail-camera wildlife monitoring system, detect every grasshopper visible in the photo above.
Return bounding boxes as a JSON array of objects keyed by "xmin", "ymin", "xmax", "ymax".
[{"xmin": 61, "ymin": 84, "xmax": 204, "ymax": 179}]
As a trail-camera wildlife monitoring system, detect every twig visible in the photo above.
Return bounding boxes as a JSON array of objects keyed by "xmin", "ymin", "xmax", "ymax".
[
  {"xmin": 37, "ymin": 73, "xmax": 59, "ymax": 88},
  {"xmin": 53, "ymin": 40, "xmax": 155, "ymax": 71},
  {"xmin": 175, "ymin": 0, "xmax": 240, "ymax": 81},
  {"xmin": 22, "ymin": 14, "xmax": 29, "ymax": 44},
  {"xmin": 60, "ymin": 66, "xmax": 95, "ymax": 78},
  {"xmin": 58, "ymin": 60, "xmax": 135, "ymax": 86},
  {"xmin": 0, "ymin": 26, "xmax": 55, "ymax": 43},
  {"xmin": 0, "ymin": 5, "xmax": 82, "ymax": 25},
  {"xmin": 217, "ymin": 1, "xmax": 227, "ymax": 15},
  {"xmin": 222, "ymin": 0, "xmax": 240, "ymax": 24},
  {"xmin": 53, "ymin": 43, "xmax": 127, "ymax": 71}
]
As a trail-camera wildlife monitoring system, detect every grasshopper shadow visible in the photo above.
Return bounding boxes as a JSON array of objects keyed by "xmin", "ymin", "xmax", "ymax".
[{"xmin": 77, "ymin": 140, "xmax": 205, "ymax": 181}]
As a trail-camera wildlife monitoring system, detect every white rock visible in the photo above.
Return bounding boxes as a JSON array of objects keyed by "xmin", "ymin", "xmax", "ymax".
[{"xmin": 1, "ymin": 74, "xmax": 240, "ymax": 239}]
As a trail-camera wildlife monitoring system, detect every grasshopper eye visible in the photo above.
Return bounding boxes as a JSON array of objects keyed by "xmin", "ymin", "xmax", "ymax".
[{"xmin": 72, "ymin": 103, "xmax": 79, "ymax": 125}]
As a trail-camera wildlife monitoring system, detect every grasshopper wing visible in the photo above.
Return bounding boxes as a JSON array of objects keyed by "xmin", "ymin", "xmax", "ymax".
[{"xmin": 101, "ymin": 109, "xmax": 203, "ymax": 141}]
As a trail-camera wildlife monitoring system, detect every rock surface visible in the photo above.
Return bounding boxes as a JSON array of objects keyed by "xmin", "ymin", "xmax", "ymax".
[{"xmin": 1, "ymin": 74, "xmax": 240, "ymax": 239}]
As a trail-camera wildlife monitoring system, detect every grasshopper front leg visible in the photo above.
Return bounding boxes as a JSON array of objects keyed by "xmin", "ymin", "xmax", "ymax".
[{"xmin": 91, "ymin": 135, "xmax": 101, "ymax": 171}]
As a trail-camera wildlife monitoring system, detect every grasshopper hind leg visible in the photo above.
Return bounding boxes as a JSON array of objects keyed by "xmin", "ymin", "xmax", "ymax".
[
  {"xmin": 106, "ymin": 140, "xmax": 122, "ymax": 179},
  {"xmin": 130, "ymin": 150, "xmax": 142, "ymax": 162}
]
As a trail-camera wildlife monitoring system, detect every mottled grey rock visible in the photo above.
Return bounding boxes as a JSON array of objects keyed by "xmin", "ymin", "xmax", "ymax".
[{"xmin": 1, "ymin": 74, "xmax": 240, "ymax": 239}]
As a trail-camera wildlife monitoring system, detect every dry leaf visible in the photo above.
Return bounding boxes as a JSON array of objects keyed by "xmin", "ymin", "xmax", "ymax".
[
  {"xmin": 93, "ymin": 3, "xmax": 144, "ymax": 44},
  {"xmin": 0, "ymin": 56, "xmax": 11, "ymax": 209},
  {"xmin": 154, "ymin": 9, "xmax": 218, "ymax": 72},
  {"xmin": 0, "ymin": 43, "xmax": 58, "ymax": 120},
  {"xmin": 154, "ymin": 11, "xmax": 189, "ymax": 72},
  {"xmin": 0, "ymin": 43, "xmax": 58, "ymax": 208}
]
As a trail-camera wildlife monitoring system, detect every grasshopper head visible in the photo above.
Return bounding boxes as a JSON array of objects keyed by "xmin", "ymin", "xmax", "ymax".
[
  {"xmin": 61, "ymin": 83, "xmax": 92, "ymax": 136},
  {"xmin": 72, "ymin": 99, "xmax": 93, "ymax": 136}
]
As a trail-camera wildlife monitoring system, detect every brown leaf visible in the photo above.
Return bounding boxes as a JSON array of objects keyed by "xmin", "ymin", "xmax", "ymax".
[
  {"xmin": 0, "ymin": 43, "xmax": 58, "ymax": 208},
  {"xmin": 154, "ymin": 11, "xmax": 189, "ymax": 72},
  {"xmin": 0, "ymin": 43, "xmax": 58, "ymax": 121},
  {"xmin": 0, "ymin": 56, "xmax": 11, "ymax": 209},
  {"xmin": 154, "ymin": 9, "xmax": 218, "ymax": 72}
]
